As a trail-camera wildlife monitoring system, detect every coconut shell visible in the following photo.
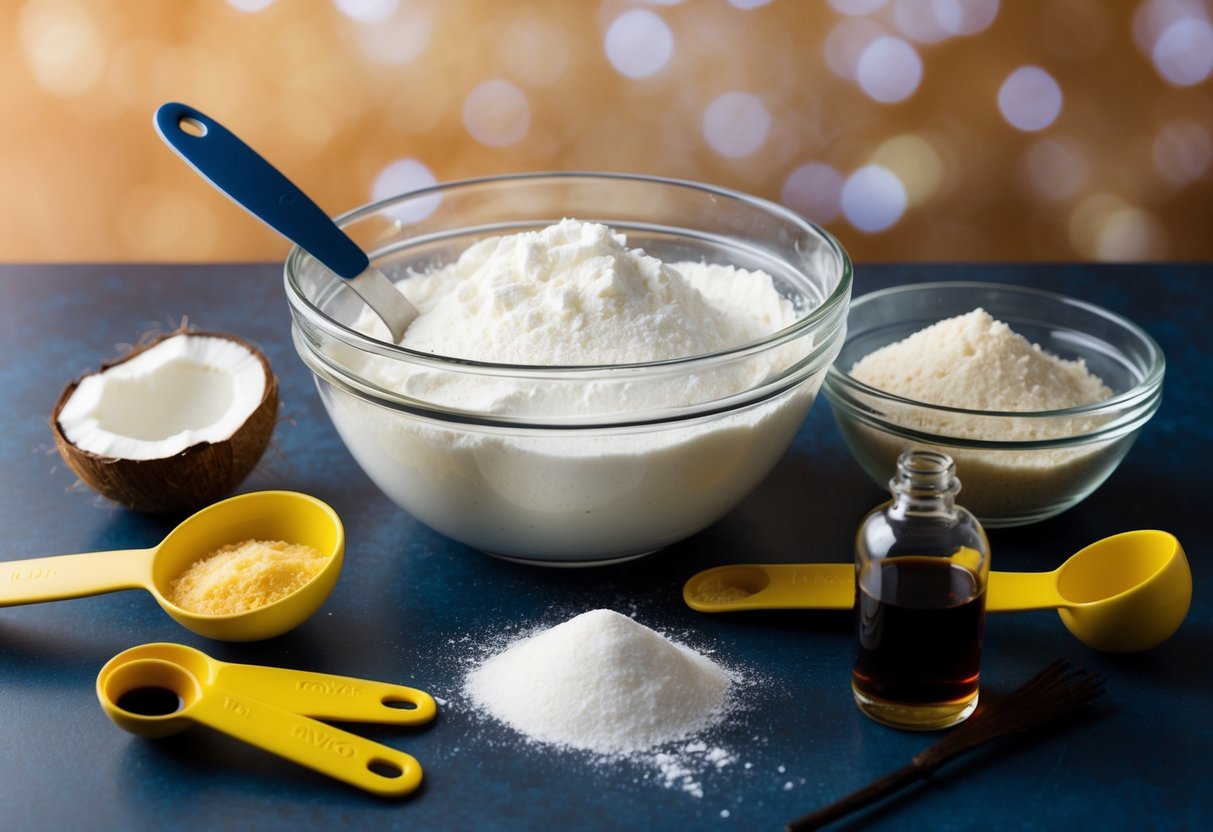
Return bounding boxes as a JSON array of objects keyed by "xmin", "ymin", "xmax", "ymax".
[{"xmin": 51, "ymin": 329, "xmax": 279, "ymax": 514}]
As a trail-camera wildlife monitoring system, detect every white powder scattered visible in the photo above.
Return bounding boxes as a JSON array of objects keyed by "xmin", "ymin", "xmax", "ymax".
[
  {"xmin": 850, "ymin": 308, "xmax": 1111, "ymax": 417},
  {"xmin": 464, "ymin": 609, "xmax": 732, "ymax": 755},
  {"xmin": 454, "ymin": 610, "xmax": 801, "ymax": 806}
]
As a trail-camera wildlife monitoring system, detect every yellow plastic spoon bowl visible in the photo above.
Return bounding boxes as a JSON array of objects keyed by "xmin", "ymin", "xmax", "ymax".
[
  {"xmin": 682, "ymin": 530, "xmax": 1191, "ymax": 653},
  {"xmin": 996, "ymin": 530, "xmax": 1192, "ymax": 653},
  {"xmin": 97, "ymin": 643, "xmax": 434, "ymax": 797},
  {"xmin": 0, "ymin": 491, "xmax": 344, "ymax": 641}
]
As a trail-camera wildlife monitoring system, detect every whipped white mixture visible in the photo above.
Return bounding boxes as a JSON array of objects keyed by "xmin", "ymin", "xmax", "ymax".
[
  {"xmin": 350, "ymin": 220, "xmax": 799, "ymax": 418},
  {"xmin": 327, "ymin": 220, "xmax": 823, "ymax": 561},
  {"xmin": 359, "ymin": 218, "xmax": 794, "ymax": 367}
]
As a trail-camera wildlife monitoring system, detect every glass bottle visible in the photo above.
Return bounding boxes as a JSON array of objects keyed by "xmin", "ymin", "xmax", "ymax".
[{"xmin": 852, "ymin": 449, "xmax": 990, "ymax": 730}]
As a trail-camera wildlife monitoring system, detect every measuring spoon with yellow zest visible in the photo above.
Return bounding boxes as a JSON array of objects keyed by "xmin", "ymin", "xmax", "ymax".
[
  {"xmin": 0, "ymin": 490, "xmax": 343, "ymax": 641},
  {"xmin": 683, "ymin": 530, "xmax": 1191, "ymax": 653},
  {"xmin": 97, "ymin": 643, "xmax": 436, "ymax": 797}
]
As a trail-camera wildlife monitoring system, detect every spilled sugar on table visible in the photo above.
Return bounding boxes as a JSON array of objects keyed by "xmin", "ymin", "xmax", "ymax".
[{"xmin": 0, "ymin": 262, "xmax": 1209, "ymax": 831}]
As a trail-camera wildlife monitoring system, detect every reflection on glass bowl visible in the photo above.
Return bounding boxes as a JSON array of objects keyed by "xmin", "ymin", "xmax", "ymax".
[
  {"xmin": 823, "ymin": 281, "xmax": 1164, "ymax": 528},
  {"xmin": 285, "ymin": 172, "xmax": 852, "ymax": 565}
]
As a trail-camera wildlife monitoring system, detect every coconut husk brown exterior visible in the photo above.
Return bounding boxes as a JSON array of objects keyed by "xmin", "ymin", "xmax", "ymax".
[{"xmin": 50, "ymin": 330, "xmax": 279, "ymax": 514}]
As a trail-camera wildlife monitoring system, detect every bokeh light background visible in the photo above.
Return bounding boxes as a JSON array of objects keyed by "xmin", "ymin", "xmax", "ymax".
[{"xmin": 3, "ymin": 0, "xmax": 1212, "ymax": 262}]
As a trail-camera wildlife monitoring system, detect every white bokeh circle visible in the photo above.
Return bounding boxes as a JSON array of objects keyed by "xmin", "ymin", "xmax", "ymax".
[
  {"xmin": 1152, "ymin": 18, "xmax": 1213, "ymax": 86},
  {"xmin": 857, "ymin": 36, "xmax": 923, "ymax": 102},
  {"xmin": 701, "ymin": 92, "xmax": 772, "ymax": 157},
  {"xmin": 998, "ymin": 66, "xmax": 1062, "ymax": 131},
  {"xmin": 604, "ymin": 9, "xmax": 674, "ymax": 79},
  {"xmin": 933, "ymin": 0, "xmax": 1000, "ymax": 36},
  {"xmin": 333, "ymin": 0, "xmax": 398, "ymax": 25},
  {"xmin": 371, "ymin": 158, "xmax": 441, "ymax": 224},
  {"xmin": 226, "ymin": 0, "xmax": 275, "ymax": 11},
  {"xmin": 841, "ymin": 165, "xmax": 908, "ymax": 232},
  {"xmin": 782, "ymin": 163, "xmax": 844, "ymax": 223},
  {"xmin": 462, "ymin": 79, "xmax": 531, "ymax": 147}
]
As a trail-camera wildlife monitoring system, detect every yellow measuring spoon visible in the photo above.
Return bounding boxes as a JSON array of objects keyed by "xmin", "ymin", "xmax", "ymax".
[
  {"xmin": 0, "ymin": 491, "xmax": 343, "ymax": 641},
  {"xmin": 683, "ymin": 530, "xmax": 1191, "ymax": 653},
  {"xmin": 97, "ymin": 643, "xmax": 435, "ymax": 797}
]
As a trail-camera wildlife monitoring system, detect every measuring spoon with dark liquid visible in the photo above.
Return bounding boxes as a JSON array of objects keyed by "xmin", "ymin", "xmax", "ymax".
[
  {"xmin": 97, "ymin": 643, "xmax": 437, "ymax": 797},
  {"xmin": 116, "ymin": 685, "xmax": 184, "ymax": 717}
]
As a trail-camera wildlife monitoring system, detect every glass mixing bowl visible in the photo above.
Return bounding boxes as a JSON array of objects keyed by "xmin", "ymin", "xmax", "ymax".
[
  {"xmin": 284, "ymin": 172, "xmax": 851, "ymax": 565},
  {"xmin": 822, "ymin": 281, "xmax": 1165, "ymax": 527}
]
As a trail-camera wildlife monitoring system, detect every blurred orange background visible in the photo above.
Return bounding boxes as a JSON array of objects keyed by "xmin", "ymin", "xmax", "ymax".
[{"xmin": 3, "ymin": 0, "xmax": 1211, "ymax": 263}]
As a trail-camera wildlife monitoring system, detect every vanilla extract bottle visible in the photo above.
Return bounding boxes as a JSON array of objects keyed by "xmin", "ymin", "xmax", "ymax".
[{"xmin": 852, "ymin": 450, "xmax": 990, "ymax": 730}]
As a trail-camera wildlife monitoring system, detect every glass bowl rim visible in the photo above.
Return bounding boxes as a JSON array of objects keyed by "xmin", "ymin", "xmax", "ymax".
[
  {"xmin": 823, "ymin": 279, "xmax": 1166, "ymax": 420},
  {"xmin": 283, "ymin": 170, "xmax": 853, "ymax": 374}
]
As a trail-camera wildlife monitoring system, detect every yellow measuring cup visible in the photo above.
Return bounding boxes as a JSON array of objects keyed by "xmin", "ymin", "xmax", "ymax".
[
  {"xmin": 683, "ymin": 530, "xmax": 1191, "ymax": 653},
  {"xmin": 0, "ymin": 491, "xmax": 343, "ymax": 641},
  {"xmin": 97, "ymin": 643, "xmax": 436, "ymax": 797}
]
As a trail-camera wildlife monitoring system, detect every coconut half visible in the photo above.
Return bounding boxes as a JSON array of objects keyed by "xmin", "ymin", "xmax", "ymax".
[{"xmin": 52, "ymin": 329, "xmax": 279, "ymax": 513}]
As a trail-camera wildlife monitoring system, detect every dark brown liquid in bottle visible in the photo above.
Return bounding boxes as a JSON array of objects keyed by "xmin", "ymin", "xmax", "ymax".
[
  {"xmin": 116, "ymin": 686, "xmax": 183, "ymax": 717},
  {"xmin": 853, "ymin": 557, "xmax": 985, "ymax": 705}
]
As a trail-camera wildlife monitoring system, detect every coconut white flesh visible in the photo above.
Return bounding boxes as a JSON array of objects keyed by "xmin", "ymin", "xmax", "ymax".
[{"xmin": 57, "ymin": 334, "xmax": 268, "ymax": 461}]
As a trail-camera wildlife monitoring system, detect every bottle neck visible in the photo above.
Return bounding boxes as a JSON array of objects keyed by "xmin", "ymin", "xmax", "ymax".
[{"xmin": 888, "ymin": 450, "xmax": 961, "ymax": 517}]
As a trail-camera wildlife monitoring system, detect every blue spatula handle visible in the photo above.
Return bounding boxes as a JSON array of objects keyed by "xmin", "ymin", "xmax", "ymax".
[{"xmin": 154, "ymin": 102, "xmax": 367, "ymax": 280}]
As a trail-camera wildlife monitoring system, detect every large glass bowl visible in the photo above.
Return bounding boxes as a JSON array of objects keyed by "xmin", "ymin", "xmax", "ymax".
[
  {"xmin": 822, "ymin": 281, "xmax": 1164, "ymax": 527},
  {"xmin": 284, "ymin": 173, "xmax": 852, "ymax": 565}
]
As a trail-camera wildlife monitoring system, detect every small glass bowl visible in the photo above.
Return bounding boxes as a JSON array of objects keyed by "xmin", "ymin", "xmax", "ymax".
[
  {"xmin": 284, "ymin": 172, "xmax": 852, "ymax": 565},
  {"xmin": 822, "ymin": 281, "xmax": 1164, "ymax": 527}
]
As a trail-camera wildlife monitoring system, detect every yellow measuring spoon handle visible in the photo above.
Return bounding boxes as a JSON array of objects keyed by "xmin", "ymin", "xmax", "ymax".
[
  {"xmin": 190, "ymin": 686, "xmax": 424, "ymax": 797},
  {"xmin": 0, "ymin": 548, "xmax": 156, "ymax": 607},
  {"xmin": 986, "ymin": 570, "xmax": 1064, "ymax": 613},
  {"xmin": 684, "ymin": 563, "xmax": 1064, "ymax": 614},
  {"xmin": 683, "ymin": 563, "xmax": 854, "ymax": 612},
  {"xmin": 213, "ymin": 660, "xmax": 437, "ymax": 725}
]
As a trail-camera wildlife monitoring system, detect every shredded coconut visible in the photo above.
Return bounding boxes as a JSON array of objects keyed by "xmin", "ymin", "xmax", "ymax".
[
  {"xmin": 166, "ymin": 539, "xmax": 328, "ymax": 615},
  {"xmin": 844, "ymin": 308, "xmax": 1119, "ymax": 522},
  {"xmin": 849, "ymin": 308, "xmax": 1111, "ymax": 416}
]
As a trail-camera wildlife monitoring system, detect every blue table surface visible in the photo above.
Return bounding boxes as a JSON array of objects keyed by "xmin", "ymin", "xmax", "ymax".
[{"xmin": 0, "ymin": 262, "xmax": 1209, "ymax": 831}]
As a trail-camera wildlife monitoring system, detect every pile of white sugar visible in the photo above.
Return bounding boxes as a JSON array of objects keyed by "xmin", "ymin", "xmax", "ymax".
[
  {"xmin": 464, "ymin": 609, "xmax": 733, "ymax": 755},
  {"xmin": 850, "ymin": 308, "xmax": 1112, "ymax": 416},
  {"xmin": 359, "ymin": 218, "xmax": 795, "ymax": 366}
]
